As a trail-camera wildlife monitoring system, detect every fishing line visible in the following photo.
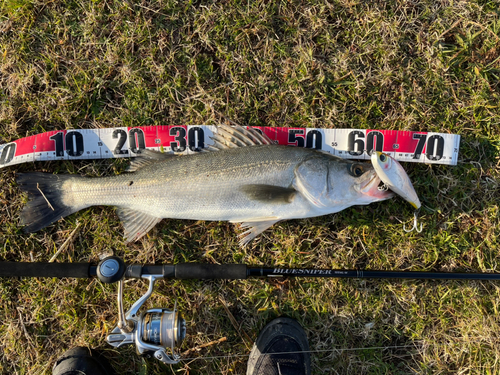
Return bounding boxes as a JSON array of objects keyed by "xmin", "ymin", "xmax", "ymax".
[
  {"xmin": 180, "ymin": 338, "xmax": 499, "ymax": 362},
  {"xmin": 181, "ymin": 345, "xmax": 419, "ymax": 362}
]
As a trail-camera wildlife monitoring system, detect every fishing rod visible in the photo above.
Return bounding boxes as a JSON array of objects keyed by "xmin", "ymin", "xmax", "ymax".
[
  {"xmin": 3, "ymin": 258, "xmax": 499, "ymax": 281},
  {"xmin": 1, "ymin": 257, "xmax": 499, "ymax": 365}
]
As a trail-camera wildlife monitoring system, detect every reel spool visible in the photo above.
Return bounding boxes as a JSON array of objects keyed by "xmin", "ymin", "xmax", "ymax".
[
  {"xmin": 97, "ymin": 257, "xmax": 186, "ymax": 364},
  {"xmin": 142, "ymin": 309, "xmax": 185, "ymax": 349},
  {"xmin": 137, "ymin": 305, "xmax": 186, "ymax": 362}
]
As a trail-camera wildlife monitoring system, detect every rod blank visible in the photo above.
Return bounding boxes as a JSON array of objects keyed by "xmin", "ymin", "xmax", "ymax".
[{"xmin": 249, "ymin": 268, "xmax": 500, "ymax": 281}]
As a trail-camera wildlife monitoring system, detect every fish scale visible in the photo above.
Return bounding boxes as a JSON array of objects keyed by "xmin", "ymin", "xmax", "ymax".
[{"xmin": 65, "ymin": 146, "xmax": 313, "ymax": 220}]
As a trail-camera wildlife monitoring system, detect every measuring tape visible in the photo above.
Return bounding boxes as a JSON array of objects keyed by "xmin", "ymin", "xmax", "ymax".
[{"xmin": 0, "ymin": 126, "xmax": 460, "ymax": 168}]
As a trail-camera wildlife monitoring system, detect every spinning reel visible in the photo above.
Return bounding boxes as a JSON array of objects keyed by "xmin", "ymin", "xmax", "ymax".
[
  {"xmin": 96, "ymin": 256, "xmax": 186, "ymax": 364},
  {"xmin": 2, "ymin": 255, "xmax": 499, "ymax": 366}
]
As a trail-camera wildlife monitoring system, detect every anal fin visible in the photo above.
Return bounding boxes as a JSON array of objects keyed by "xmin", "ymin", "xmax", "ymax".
[
  {"xmin": 230, "ymin": 217, "xmax": 280, "ymax": 247},
  {"xmin": 116, "ymin": 207, "xmax": 163, "ymax": 242}
]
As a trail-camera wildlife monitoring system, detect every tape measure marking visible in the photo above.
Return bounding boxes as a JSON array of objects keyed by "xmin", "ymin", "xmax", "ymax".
[{"xmin": 0, "ymin": 126, "xmax": 460, "ymax": 168}]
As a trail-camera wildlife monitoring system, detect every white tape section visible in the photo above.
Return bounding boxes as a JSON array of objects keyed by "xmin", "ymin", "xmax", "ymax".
[{"xmin": 0, "ymin": 126, "xmax": 460, "ymax": 168}]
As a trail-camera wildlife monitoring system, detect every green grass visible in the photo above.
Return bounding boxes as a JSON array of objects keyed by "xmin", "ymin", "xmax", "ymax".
[{"xmin": 1, "ymin": 0, "xmax": 500, "ymax": 374}]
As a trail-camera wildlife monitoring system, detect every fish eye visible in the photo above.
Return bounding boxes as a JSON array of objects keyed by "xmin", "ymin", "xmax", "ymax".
[
  {"xmin": 350, "ymin": 164, "xmax": 365, "ymax": 177},
  {"xmin": 379, "ymin": 153, "xmax": 388, "ymax": 162}
]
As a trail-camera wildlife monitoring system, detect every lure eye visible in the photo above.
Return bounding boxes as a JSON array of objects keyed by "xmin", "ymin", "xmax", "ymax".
[
  {"xmin": 379, "ymin": 153, "xmax": 388, "ymax": 162},
  {"xmin": 350, "ymin": 164, "xmax": 365, "ymax": 177}
]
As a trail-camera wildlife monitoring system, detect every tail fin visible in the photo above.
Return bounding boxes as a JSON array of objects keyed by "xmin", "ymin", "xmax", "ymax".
[{"xmin": 17, "ymin": 172, "xmax": 81, "ymax": 232}]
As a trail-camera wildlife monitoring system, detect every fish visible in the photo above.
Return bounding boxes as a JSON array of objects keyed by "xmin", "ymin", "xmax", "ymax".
[
  {"xmin": 370, "ymin": 151, "xmax": 421, "ymax": 209},
  {"xmin": 17, "ymin": 125, "xmax": 394, "ymax": 246}
]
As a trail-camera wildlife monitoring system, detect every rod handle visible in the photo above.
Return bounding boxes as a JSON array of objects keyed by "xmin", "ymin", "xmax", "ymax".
[
  {"xmin": 0, "ymin": 261, "xmax": 92, "ymax": 278},
  {"xmin": 172, "ymin": 263, "xmax": 248, "ymax": 280}
]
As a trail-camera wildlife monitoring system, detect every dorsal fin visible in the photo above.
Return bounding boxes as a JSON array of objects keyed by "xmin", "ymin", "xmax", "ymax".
[
  {"xmin": 216, "ymin": 126, "xmax": 252, "ymax": 147},
  {"xmin": 244, "ymin": 125, "xmax": 272, "ymax": 145},
  {"xmin": 208, "ymin": 125, "xmax": 273, "ymax": 151},
  {"xmin": 127, "ymin": 149, "xmax": 175, "ymax": 172}
]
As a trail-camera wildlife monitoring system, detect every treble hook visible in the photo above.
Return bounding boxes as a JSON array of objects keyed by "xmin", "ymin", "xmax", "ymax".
[{"xmin": 403, "ymin": 209, "xmax": 423, "ymax": 233}]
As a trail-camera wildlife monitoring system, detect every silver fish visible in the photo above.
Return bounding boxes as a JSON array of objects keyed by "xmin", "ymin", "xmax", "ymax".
[
  {"xmin": 371, "ymin": 151, "xmax": 421, "ymax": 209},
  {"xmin": 17, "ymin": 126, "xmax": 394, "ymax": 246}
]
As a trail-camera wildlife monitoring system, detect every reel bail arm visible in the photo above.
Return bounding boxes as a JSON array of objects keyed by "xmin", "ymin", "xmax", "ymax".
[{"xmin": 97, "ymin": 258, "xmax": 186, "ymax": 365}]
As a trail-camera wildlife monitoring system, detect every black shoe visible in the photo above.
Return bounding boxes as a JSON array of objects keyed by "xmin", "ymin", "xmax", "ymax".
[
  {"xmin": 52, "ymin": 347, "xmax": 116, "ymax": 375},
  {"xmin": 247, "ymin": 317, "xmax": 311, "ymax": 375}
]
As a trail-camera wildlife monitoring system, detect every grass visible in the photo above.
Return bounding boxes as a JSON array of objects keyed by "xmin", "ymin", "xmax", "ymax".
[{"xmin": 0, "ymin": 0, "xmax": 499, "ymax": 374}]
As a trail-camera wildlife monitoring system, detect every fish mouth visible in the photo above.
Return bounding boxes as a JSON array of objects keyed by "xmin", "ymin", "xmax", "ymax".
[{"xmin": 359, "ymin": 171, "xmax": 395, "ymax": 200}]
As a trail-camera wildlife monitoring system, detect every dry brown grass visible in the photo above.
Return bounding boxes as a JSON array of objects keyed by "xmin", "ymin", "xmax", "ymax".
[{"xmin": 1, "ymin": 0, "xmax": 500, "ymax": 374}]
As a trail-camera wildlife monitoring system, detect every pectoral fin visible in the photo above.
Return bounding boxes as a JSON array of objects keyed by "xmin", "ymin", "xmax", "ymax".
[
  {"xmin": 230, "ymin": 217, "xmax": 280, "ymax": 246},
  {"xmin": 116, "ymin": 207, "xmax": 163, "ymax": 242},
  {"xmin": 240, "ymin": 184, "xmax": 296, "ymax": 203}
]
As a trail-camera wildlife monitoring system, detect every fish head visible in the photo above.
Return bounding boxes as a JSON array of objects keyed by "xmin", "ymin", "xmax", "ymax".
[
  {"xmin": 294, "ymin": 154, "xmax": 394, "ymax": 212},
  {"xmin": 371, "ymin": 151, "xmax": 421, "ymax": 209},
  {"xmin": 332, "ymin": 159, "xmax": 395, "ymax": 205}
]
